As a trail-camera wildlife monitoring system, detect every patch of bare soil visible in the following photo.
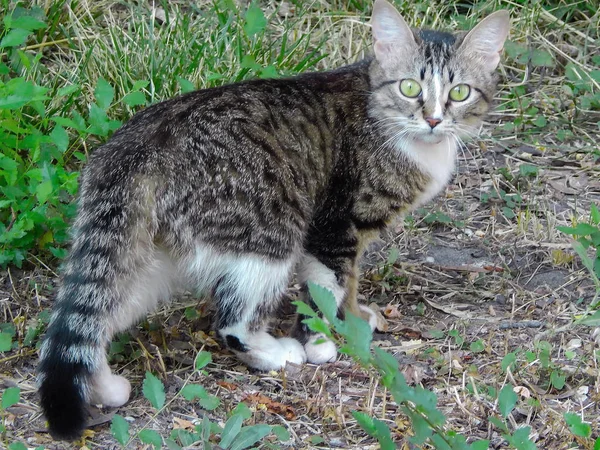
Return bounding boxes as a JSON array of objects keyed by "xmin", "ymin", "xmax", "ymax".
[{"xmin": 1, "ymin": 132, "xmax": 600, "ymax": 449}]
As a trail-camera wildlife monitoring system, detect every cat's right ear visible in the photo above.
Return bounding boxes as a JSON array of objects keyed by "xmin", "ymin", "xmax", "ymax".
[{"xmin": 371, "ymin": 0, "xmax": 416, "ymax": 66}]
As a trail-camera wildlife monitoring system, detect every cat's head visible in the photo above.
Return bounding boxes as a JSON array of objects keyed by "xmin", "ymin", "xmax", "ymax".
[{"xmin": 368, "ymin": 0, "xmax": 509, "ymax": 146}]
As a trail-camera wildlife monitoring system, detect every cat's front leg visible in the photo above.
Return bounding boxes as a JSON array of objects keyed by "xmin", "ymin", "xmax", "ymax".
[
  {"xmin": 293, "ymin": 253, "xmax": 347, "ymax": 364},
  {"xmin": 344, "ymin": 259, "xmax": 382, "ymax": 331}
]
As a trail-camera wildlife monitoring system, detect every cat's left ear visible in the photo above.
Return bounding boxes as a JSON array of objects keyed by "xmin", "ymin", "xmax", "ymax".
[
  {"xmin": 458, "ymin": 10, "xmax": 510, "ymax": 71},
  {"xmin": 371, "ymin": 0, "xmax": 416, "ymax": 66}
]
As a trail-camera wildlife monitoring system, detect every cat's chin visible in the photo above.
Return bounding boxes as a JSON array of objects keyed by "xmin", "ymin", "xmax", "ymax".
[{"xmin": 413, "ymin": 134, "xmax": 445, "ymax": 145}]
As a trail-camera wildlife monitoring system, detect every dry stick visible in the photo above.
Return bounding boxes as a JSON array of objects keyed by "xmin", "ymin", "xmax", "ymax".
[
  {"xmin": 499, "ymin": 320, "xmax": 545, "ymax": 329},
  {"xmin": 537, "ymin": 8, "xmax": 597, "ymax": 45}
]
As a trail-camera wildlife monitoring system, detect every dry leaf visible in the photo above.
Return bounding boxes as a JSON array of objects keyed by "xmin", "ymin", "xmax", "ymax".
[
  {"xmin": 173, "ymin": 417, "xmax": 195, "ymax": 430},
  {"xmin": 217, "ymin": 381, "xmax": 238, "ymax": 391},
  {"xmin": 514, "ymin": 386, "xmax": 531, "ymax": 399},
  {"xmin": 243, "ymin": 393, "xmax": 296, "ymax": 420},
  {"xmin": 401, "ymin": 364, "xmax": 426, "ymax": 384},
  {"xmin": 383, "ymin": 303, "xmax": 401, "ymax": 318}
]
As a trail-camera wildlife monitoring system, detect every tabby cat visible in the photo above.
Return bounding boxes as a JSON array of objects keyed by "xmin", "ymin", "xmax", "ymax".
[{"xmin": 38, "ymin": 0, "xmax": 509, "ymax": 440}]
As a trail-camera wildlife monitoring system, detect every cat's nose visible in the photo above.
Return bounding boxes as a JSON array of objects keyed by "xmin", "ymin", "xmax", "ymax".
[{"xmin": 425, "ymin": 117, "xmax": 442, "ymax": 129}]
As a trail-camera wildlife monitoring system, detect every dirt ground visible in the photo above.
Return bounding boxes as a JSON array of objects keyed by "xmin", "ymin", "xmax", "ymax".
[{"xmin": 2, "ymin": 124, "xmax": 600, "ymax": 449}]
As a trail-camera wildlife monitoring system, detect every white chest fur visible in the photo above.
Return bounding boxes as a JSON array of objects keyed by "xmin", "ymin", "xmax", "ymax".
[{"xmin": 399, "ymin": 137, "xmax": 457, "ymax": 207}]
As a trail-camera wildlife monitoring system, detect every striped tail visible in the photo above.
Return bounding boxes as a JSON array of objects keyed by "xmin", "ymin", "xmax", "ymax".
[
  {"xmin": 37, "ymin": 282, "xmax": 108, "ymax": 440},
  {"xmin": 37, "ymin": 179, "xmax": 131, "ymax": 440}
]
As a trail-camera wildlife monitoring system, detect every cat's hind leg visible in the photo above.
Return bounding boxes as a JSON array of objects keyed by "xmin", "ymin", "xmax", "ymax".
[{"xmin": 196, "ymin": 250, "xmax": 306, "ymax": 370}]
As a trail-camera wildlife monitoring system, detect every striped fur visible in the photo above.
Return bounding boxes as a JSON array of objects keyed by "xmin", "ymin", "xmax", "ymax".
[{"xmin": 38, "ymin": 0, "xmax": 509, "ymax": 440}]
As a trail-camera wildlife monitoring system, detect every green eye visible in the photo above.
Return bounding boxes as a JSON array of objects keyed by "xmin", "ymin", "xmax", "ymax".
[
  {"xmin": 449, "ymin": 84, "xmax": 471, "ymax": 102},
  {"xmin": 399, "ymin": 79, "xmax": 422, "ymax": 98}
]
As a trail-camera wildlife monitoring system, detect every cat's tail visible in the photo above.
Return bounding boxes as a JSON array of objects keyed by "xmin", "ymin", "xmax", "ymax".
[
  {"xmin": 37, "ymin": 179, "xmax": 137, "ymax": 440},
  {"xmin": 37, "ymin": 278, "xmax": 108, "ymax": 440}
]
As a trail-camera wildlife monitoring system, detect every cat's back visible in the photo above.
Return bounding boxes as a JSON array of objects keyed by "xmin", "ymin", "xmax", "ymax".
[{"xmin": 83, "ymin": 63, "xmax": 371, "ymax": 195}]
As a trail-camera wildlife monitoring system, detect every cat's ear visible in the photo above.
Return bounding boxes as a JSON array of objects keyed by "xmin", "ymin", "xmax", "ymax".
[
  {"xmin": 459, "ymin": 10, "xmax": 510, "ymax": 71},
  {"xmin": 371, "ymin": 0, "xmax": 416, "ymax": 65}
]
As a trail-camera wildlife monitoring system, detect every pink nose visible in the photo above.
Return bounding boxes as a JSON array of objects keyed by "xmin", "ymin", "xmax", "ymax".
[{"xmin": 425, "ymin": 117, "xmax": 442, "ymax": 129}]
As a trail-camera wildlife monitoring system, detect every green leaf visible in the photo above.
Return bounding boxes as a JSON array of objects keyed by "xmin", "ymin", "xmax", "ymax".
[
  {"xmin": 558, "ymin": 223, "xmax": 598, "ymax": 236},
  {"xmin": 580, "ymin": 310, "xmax": 600, "ymax": 326},
  {"xmin": 8, "ymin": 443, "xmax": 27, "ymax": 450},
  {"xmin": 138, "ymin": 429, "xmax": 163, "ymax": 448},
  {"xmin": 177, "ymin": 77, "xmax": 195, "ymax": 94},
  {"xmin": 488, "ymin": 416, "xmax": 508, "ymax": 433},
  {"xmin": 505, "ymin": 426, "xmax": 536, "ymax": 450},
  {"xmin": 372, "ymin": 417, "xmax": 395, "ymax": 450},
  {"xmin": 550, "ymin": 370, "xmax": 565, "ymax": 390},
  {"xmin": 501, "ymin": 352, "xmax": 517, "ymax": 372},
  {"xmin": 219, "ymin": 413, "xmax": 244, "ymax": 448},
  {"xmin": 308, "ymin": 435, "xmax": 325, "ymax": 444},
  {"xmin": 352, "ymin": 411, "xmax": 375, "ymax": 434},
  {"xmin": 470, "ymin": 339, "xmax": 485, "ymax": 353},
  {"xmin": 594, "ymin": 437, "xmax": 600, "ymax": 450},
  {"xmin": 170, "ymin": 429, "xmax": 198, "ymax": 447},
  {"xmin": 292, "ymin": 300, "xmax": 317, "ymax": 318},
  {"xmin": 387, "ymin": 247, "xmax": 399, "ymax": 265},
  {"xmin": 231, "ymin": 402, "xmax": 252, "ymax": 420},
  {"xmin": 36, "ymin": 180, "xmax": 53, "ymax": 204},
  {"xmin": 502, "ymin": 206, "xmax": 515, "ymax": 219},
  {"xmin": 195, "ymin": 351, "xmax": 212, "ymax": 370},
  {"xmin": 6, "ymin": 15, "xmax": 46, "ymax": 31},
  {"xmin": 88, "ymin": 103, "xmax": 111, "ymax": 137},
  {"xmin": 200, "ymin": 394, "xmax": 220, "ymax": 410},
  {"xmin": 307, "ymin": 281, "xmax": 338, "ymax": 325},
  {"xmin": 0, "ymin": 29, "xmax": 31, "ymax": 48},
  {"xmin": 564, "ymin": 412, "xmax": 591, "ymax": 437},
  {"xmin": 180, "ymin": 383, "xmax": 207, "ymax": 401},
  {"xmin": 111, "ymin": 414, "xmax": 130, "ymax": 445},
  {"xmin": 49, "ymin": 125, "xmax": 69, "ymax": 153},
  {"xmin": 228, "ymin": 424, "xmax": 272, "ymax": 450},
  {"xmin": 271, "ymin": 425, "xmax": 290, "ymax": 442},
  {"xmin": 57, "ymin": 84, "xmax": 80, "ymax": 97},
  {"xmin": 95, "ymin": 78, "xmax": 114, "ymax": 110},
  {"xmin": 165, "ymin": 437, "xmax": 183, "ymax": 450},
  {"xmin": 532, "ymin": 115, "xmax": 547, "ymax": 128},
  {"xmin": 1, "ymin": 387, "xmax": 20, "ymax": 409},
  {"xmin": 498, "ymin": 384, "xmax": 517, "ymax": 418},
  {"xmin": 123, "ymin": 91, "xmax": 146, "ymax": 107},
  {"xmin": 244, "ymin": 3, "xmax": 267, "ymax": 37},
  {"xmin": 303, "ymin": 317, "xmax": 331, "ymax": 336},
  {"xmin": 143, "ymin": 372, "xmax": 166, "ymax": 410},
  {"xmin": 530, "ymin": 49, "xmax": 555, "ymax": 68},
  {"xmin": 572, "ymin": 240, "xmax": 597, "ymax": 280},
  {"xmin": 470, "ymin": 440, "xmax": 490, "ymax": 450},
  {"xmin": 519, "ymin": 164, "xmax": 539, "ymax": 177},
  {"xmin": 0, "ymin": 332, "xmax": 13, "ymax": 352}
]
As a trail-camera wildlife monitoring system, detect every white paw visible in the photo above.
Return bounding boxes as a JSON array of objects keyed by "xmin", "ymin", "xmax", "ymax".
[
  {"xmin": 233, "ymin": 331, "xmax": 306, "ymax": 371},
  {"xmin": 278, "ymin": 337, "xmax": 307, "ymax": 365},
  {"xmin": 358, "ymin": 304, "xmax": 379, "ymax": 331},
  {"xmin": 305, "ymin": 334, "xmax": 337, "ymax": 364},
  {"xmin": 89, "ymin": 373, "xmax": 131, "ymax": 407}
]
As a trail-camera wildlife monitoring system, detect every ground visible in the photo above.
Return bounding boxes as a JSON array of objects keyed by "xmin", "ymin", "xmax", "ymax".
[{"xmin": 1, "ymin": 1, "xmax": 599, "ymax": 449}]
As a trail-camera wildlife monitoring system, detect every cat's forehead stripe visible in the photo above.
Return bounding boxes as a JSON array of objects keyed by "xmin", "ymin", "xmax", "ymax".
[{"xmin": 419, "ymin": 29, "xmax": 456, "ymax": 78}]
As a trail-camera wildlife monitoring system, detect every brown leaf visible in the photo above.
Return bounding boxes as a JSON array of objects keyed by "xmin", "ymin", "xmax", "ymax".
[
  {"xmin": 217, "ymin": 381, "xmax": 238, "ymax": 391},
  {"xmin": 401, "ymin": 364, "xmax": 427, "ymax": 385},
  {"xmin": 383, "ymin": 303, "xmax": 402, "ymax": 319},
  {"xmin": 243, "ymin": 393, "xmax": 296, "ymax": 420},
  {"xmin": 173, "ymin": 417, "xmax": 195, "ymax": 430}
]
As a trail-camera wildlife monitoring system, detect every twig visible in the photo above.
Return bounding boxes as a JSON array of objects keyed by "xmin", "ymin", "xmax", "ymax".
[{"xmin": 499, "ymin": 320, "xmax": 545, "ymax": 329}]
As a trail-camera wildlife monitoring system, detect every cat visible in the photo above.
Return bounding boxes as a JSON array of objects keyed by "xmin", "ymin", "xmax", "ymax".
[{"xmin": 37, "ymin": 0, "xmax": 509, "ymax": 441}]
